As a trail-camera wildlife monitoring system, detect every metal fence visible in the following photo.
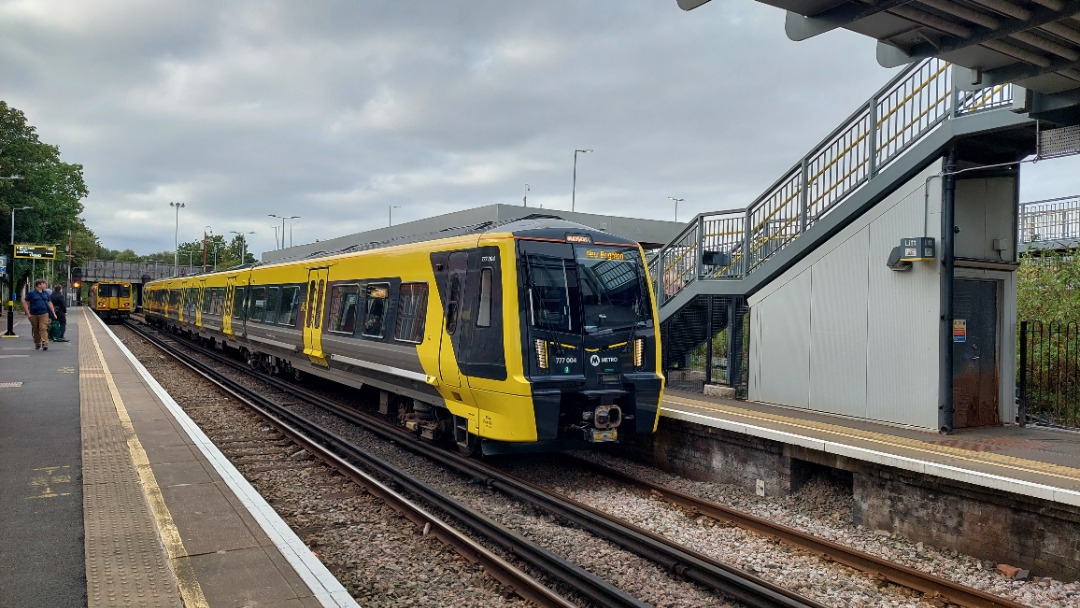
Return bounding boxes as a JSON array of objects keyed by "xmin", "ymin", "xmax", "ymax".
[
  {"xmin": 649, "ymin": 57, "xmax": 1014, "ymax": 305},
  {"xmin": 1019, "ymin": 320, "xmax": 1080, "ymax": 428},
  {"xmin": 1019, "ymin": 195, "xmax": 1080, "ymax": 246}
]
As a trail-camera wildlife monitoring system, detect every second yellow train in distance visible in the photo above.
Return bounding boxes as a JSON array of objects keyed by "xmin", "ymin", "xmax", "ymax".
[{"xmin": 143, "ymin": 216, "xmax": 664, "ymax": 454}]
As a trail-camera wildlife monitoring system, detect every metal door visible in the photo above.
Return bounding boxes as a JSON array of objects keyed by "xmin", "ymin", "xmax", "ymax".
[
  {"xmin": 303, "ymin": 267, "xmax": 330, "ymax": 364},
  {"xmin": 952, "ymin": 279, "xmax": 1001, "ymax": 427}
]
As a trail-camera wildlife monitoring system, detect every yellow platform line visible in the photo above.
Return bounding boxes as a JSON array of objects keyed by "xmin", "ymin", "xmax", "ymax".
[
  {"xmin": 83, "ymin": 310, "xmax": 210, "ymax": 608},
  {"xmin": 664, "ymin": 394, "xmax": 1080, "ymax": 484}
]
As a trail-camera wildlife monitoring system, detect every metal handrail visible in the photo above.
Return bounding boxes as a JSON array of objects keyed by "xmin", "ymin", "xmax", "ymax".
[{"xmin": 653, "ymin": 58, "xmax": 1015, "ymax": 306}]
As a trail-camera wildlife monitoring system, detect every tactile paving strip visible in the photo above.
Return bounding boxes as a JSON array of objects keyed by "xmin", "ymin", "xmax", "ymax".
[{"xmin": 80, "ymin": 315, "xmax": 183, "ymax": 608}]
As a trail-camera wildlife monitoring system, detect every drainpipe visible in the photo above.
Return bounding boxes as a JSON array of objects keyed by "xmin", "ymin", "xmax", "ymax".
[{"xmin": 940, "ymin": 147, "xmax": 957, "ymax": 433}]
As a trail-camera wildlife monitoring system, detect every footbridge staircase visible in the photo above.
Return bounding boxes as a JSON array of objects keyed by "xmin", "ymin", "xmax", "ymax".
[{"xmin": 650, "ymin": 58, "xmax": 1039, "ymax": 388}]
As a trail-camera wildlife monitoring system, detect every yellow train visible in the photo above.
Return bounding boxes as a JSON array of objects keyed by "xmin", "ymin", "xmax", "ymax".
[
  {"xmin": 88, "ymin": 281, "xmax": 136, "ymax": 322},
  {"xmin": 143, "ymin": 217, "xmax": 664, "ymax": 454}
]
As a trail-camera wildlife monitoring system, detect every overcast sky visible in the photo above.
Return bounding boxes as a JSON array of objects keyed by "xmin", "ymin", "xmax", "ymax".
[{"xmin": 3, "ymin": 0, "xmax": 1077, "ymax": 258}]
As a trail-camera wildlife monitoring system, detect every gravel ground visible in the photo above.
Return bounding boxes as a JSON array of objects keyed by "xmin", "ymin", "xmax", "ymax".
[
  {"xmin": 120, "ymin": 328, "xmax": 533, "ymax": 608},
  {"xmin": 537, "ymin": 450, "xmax": 1080, "ymax": 608},
  {"xmin": 119, "ymin": 324, "xmax": 1080, "ymax": 607}
]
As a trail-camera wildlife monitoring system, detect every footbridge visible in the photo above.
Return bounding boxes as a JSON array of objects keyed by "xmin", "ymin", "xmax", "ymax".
[{"xmin": 650, "ymin": 56, "xmax": 1076, "ymax": 432}]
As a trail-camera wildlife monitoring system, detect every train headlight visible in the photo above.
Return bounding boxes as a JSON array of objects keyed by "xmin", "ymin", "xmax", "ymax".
[
  {"xmin": 536, "ymin": 339, "xmax": 549, "ymax": 369},
  {"xmin": 633, "ymin": 338, "xmax": 645, "ymax": 368}
]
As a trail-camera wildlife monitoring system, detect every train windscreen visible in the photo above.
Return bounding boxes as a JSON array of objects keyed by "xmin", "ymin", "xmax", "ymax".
[
  {"xmin": 574, "ymin": 246, "xmax": 650, "ymax": 334},
  {"xmin": 524, "ymin": 245, "xmax": 649, "ymax": 335}
]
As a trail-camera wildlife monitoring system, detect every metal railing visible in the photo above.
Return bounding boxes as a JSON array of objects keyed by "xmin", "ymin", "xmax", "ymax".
[
  {"xmin": 1020, "ymin": 195, "xmax": 1080, "ymax": 246},
  {"xmin": 651, "ymin": 58, "xmax": 1013, "ymax": 305},
  {"xmin": 1019, "ymin": 320, "xmax": 1080, "ymax": 428}
]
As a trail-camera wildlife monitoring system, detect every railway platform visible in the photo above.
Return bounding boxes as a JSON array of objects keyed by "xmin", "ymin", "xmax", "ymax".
[
  {"xmin": 660, "ymin": 387, "xmax": 1080, "ymax": 502},
  {"xmin": 653, "ymin": 383, "xmax": 1080, "ymax": 581},
  {"xmin": 0, "ymin": 307, "xmax": 357, "ymax": 608}
]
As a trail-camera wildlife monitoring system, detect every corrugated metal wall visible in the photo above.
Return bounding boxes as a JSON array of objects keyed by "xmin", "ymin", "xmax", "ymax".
[
  {"xmin": 749, "ymin": 160, "xmax": 944, "ymax": 429},
  {"xmin": 810, "ymin": 230, "xmax": 869, "ymax": 418},
  {"xmin": 750, "ymin": 269, "xmax": 811, "ymax": 408}
]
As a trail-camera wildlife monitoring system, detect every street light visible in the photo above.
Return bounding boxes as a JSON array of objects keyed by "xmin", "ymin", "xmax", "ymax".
[
  {"xmin": 289, "ymin": 217, "xmax": 300, "ymax": 247},
  {"xmin": 4, "ymin": 201, "xmax": 30, "ymax": 338},
  {"xmin": 572, "ymin": 149, "xmax": 592, "ymax": 212},
  {"xmin": 203, "ymin": 225, "xmax": 212, "ymax": 270},
  {"xmin": 667, "ymin": 197, "xmax": 684, "ymax": 223},
  {"xmin": 230, "ymin": 231, "xmax": 255, "ymax": 264},
  {"xmin": 170, "ymin": 201, "xmax": 185, "ymax": 276},
  {"xmin": 389, "ymin": 205, "xmax": 400, "ymax": 227},
  {"xmin": 523, "ymin": 183, "xmax": 530, "ymax": 207},
  {"xmin": 268, "ymin": 214, "xmax": 299, "ymax": 249}
]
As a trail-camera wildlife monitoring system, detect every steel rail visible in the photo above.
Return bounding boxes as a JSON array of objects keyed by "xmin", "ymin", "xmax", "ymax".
[
  {"xmin": 181, "ymin": 347, "xmax": 826, "ymax": 607},
  {"xmin": 566, "ymin": 456, "xmax": 1030, "ymax": 608},
  {"xmin": 127, "ymin": 322, "xmax": 641, "ymax": 608},
  {"xmin": 132, "ymin": 321, "xmax": 828, "ymax": 607}
]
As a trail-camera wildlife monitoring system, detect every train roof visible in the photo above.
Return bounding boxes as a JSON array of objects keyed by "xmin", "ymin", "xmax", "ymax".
[
  {"xmin": 284, "ymin": 215, "xmax": 640, "ymax": 263},
  {"xmin": 144, "ymin": 216, "xmax": 644, "ymax": 285}
]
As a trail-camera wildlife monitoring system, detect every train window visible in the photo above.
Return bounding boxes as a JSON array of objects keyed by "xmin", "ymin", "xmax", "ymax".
[
  {"xmin": 184, "ymin": 288, "xmax": 198, "ymax": 318},
  {"xmin": 328, "ymin": 284, "xmax": 360, "ymax": 334},
  {"xmin": 168, "ymin": 290, "xmax": 180, "ymax": 318},
  {"xmin": 315, "ymin": 279, "xmax": 325, "ymax": 329},
  {"xmin": 306, "ymin": 281, "xmax": 317, "ymax": 327},
  {"xmin": 211, "ymin": 288, "xmax": 225, "ymax": 316},
  {"xmin": 266, "ymin": 287, "xmax": 281, "ymax": 324},
  {"xmin": 120, "ymin": 284, "xmax": 131, "ymax": 298},
  {"xmin": 445, "ymin": 276, "xmax": 461, "ymax": 334},
  {"xmin": 361, "ymin": 283, "xmax": 388, "ymax": 338},
  {"xmin": 477, "ymin": 269, "xmax": 492, "ymax": 328},
  {"xmin": 394, "ymin": 283, "xmax": 428, "ymax": 343},
  {"xmin": 524, "ymin": 254, "xmax": 579, "ymax": 332},
  {"xmin": 278, "ymin": 286, "xmax": 300, "ymax": 326},
  {"xmin": 201, "ymin": 288, "xmax": 213, "ymax": 313},
  {"xmin": 248, "ymin": 287, "xmax": 267, "ymax": 322},
  {"xmin": 233, "ymin": 288, "xmax": 245, "ymax": 320}
]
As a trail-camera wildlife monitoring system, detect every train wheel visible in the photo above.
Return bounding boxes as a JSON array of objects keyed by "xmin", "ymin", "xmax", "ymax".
[{"xmin": 453, "ymin": 415, "xmax": 480, "ymax": 457}]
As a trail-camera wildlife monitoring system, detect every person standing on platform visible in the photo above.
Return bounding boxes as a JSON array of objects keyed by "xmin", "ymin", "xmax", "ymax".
[
  {"xmin": 22, "ymin": 279, "xmax": 57, "ymax": 350},
  {"xmin": 50, "ymin": 283, "xmax": 68, "ymax": 342}
]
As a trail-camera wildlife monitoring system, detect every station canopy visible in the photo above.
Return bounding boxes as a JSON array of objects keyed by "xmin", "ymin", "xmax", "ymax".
[{"xmin": 681, "ymin": 0, "xmax": 1080, "ymax": 95}]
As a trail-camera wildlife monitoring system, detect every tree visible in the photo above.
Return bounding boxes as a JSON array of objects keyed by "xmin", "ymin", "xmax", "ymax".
[{"xmin": 1, "ymin": 101, "xmax": 89, "ymax": 283}]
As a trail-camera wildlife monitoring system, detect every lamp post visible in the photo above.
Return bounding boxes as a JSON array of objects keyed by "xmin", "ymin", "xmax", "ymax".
[
  {"xmin": 203, "ymin": 225, "xmax": 212, "ymax": 270},
  {"xmin": 523, "ymin": 183, "xmax": 530, "ymax": 207},
  {"xmin": 170, "ymin": 201, "xmax": 185, "ymax": 276},
  {"xmin": 5, "ymin": 202, "xmax": 30, "ymax": 338},
  {"xmin": 667, "ymin": 197, "xmax": 684, "ymax": 223},
  {"xmin": 268, "ymin": 214, "xmax": 299, "ymax": 249},
  {"xmin": 572, "ymin": 149, "xmax": 592, "ymax": 212},
  {"xmin": 288, "ymin": 217, "xmax": 300, "ymax": 247},
  {"xmin": 230, "ymin": 231, "xmax": 255, "ymax": 264},
  {"xmin": 389, "ymin": 205, "xmax": 400, "ymax": 227}
]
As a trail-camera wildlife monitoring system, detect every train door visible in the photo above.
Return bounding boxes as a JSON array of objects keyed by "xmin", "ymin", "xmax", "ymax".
[
  {"xmin": 303, "ymin": 267, "xmax": 330, "ymax": 365},
  {"xmin": 439, "ymin": 252, "xmax": 467, "ymax": 389},
  {"xmin": 223, "ymin": 276, "xmax": 237, "ymax": 336},
  {"xmin": 196, "ymin": 280, "xmax": 206, "ymax": 327}
]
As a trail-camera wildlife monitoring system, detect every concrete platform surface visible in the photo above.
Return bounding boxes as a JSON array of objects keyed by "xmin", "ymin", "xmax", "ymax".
[{"xmin": 1, "ymin": 308, "xmax": 358, "ymax": 608}]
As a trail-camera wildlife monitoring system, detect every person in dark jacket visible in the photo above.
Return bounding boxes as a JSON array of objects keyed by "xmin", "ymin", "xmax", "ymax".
[
  {"xmin": 22, "ymin": 279, "xmax": 57, "ymax": 350},
  {"xmin": 50, "ymin": 284, "xmax": 69, "ymax": 342}
]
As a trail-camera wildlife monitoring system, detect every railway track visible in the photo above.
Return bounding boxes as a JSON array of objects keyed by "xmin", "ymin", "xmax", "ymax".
[
  {"xmin": 549, "ymin": 455, "xmax": 1031, "ymax": 608},
  {"xmin": 125, "ymin": 318, "xmax": 1041, "ymax": 608},
  {"xmin": 125, "ymin": 319, "xmax": 828, "ymax": 608}
]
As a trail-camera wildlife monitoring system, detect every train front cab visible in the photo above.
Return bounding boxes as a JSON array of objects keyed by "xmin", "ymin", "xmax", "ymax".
[
  {"xmin": 432, "ymin": 231, "xmax": 663, "ymax": 455},
  {"xmin": 91, "ymin": 281, "xmax": 134, "ymax": 321},
  {"xmin": 516, "ymin": 235, "xmax": 663, "ymax": 452}
]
